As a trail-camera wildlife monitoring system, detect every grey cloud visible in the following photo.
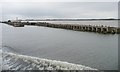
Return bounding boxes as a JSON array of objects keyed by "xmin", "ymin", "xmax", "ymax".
[{"xmin": 2, "ymin": 2, "xmax": 118, "ymax": 20}]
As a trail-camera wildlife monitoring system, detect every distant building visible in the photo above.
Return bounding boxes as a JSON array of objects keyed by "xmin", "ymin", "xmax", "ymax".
[{"xmin": 8, "ymin": 20, "xmax": 11, "ymax": 22}]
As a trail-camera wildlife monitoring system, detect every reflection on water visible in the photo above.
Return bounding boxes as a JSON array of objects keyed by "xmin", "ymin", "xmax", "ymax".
[{"xmin": 2, "ymin": 20, "xmax": 118, "ymax": 70}]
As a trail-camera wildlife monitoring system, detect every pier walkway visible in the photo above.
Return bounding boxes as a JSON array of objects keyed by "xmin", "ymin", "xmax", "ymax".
[{"xmin": 3, "ymin": 22, "xmax": 120, "ymax": 34}]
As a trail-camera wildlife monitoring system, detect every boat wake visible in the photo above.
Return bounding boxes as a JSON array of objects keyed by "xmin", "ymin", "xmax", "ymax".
[{"xmin": 2, "ymin": 46, "xmax": 98, "ymax": 70}]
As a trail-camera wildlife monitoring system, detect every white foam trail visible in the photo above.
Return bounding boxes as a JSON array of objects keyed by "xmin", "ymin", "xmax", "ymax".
[{"xmin": 2, "ymin": 51, "xmax": 98, "ymax": 70}]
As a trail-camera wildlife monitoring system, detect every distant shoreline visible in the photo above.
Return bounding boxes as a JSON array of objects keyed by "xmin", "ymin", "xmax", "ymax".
[
  {"xmin": 24, "ymin": 19, "xmax": 119, "ymax": 21},
  {"xmin": 1, "ymin": 19, "xmax": 119, "ymax": 22}
]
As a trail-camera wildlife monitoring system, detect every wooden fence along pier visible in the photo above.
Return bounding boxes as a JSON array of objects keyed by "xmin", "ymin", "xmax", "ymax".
[{"xmin": 3, "ymin": 21, "xmax": 120, "ymax": 34}]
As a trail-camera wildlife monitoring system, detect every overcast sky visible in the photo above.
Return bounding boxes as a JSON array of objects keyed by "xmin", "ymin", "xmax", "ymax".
[{"xmin": 1, "ymin": 2, "xmax": 118, "ymax": 20}]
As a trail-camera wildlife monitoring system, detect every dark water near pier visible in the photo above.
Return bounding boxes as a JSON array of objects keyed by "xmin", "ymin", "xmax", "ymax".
[{"xmin": 2, "ymin": 20, "xmax": 118, "ymax": 70}]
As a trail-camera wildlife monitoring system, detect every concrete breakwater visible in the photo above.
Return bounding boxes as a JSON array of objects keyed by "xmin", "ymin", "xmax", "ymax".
[{"xmin": 4, "ymin": 22, "xmax": 120, "ymax": 34}]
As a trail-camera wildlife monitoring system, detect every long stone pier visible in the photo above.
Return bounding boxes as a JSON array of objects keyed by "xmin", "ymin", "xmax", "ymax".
[{"xmin": 3, "ymin": 21, "xmax": 120, "ymax": 34}]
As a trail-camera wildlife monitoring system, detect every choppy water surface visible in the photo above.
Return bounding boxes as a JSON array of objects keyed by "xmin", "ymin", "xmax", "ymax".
[{"xmin": 2, "ymin": 20, "xmax": 118, "ymax": 70}]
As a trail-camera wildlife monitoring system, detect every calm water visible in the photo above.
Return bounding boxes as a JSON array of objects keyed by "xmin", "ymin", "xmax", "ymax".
[
  {"xmin": 2, "ymin": 20, "xmax": 118, "ymax": 70},
  {"xmin": 27, "ymin": 20, "xmax": 118, "ymax": 27}
]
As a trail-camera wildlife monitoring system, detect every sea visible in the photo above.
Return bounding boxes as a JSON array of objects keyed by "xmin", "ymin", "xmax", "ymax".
[{"xmin": 1, "ymin": 20, "xmax": 118, "ymax": 70}]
